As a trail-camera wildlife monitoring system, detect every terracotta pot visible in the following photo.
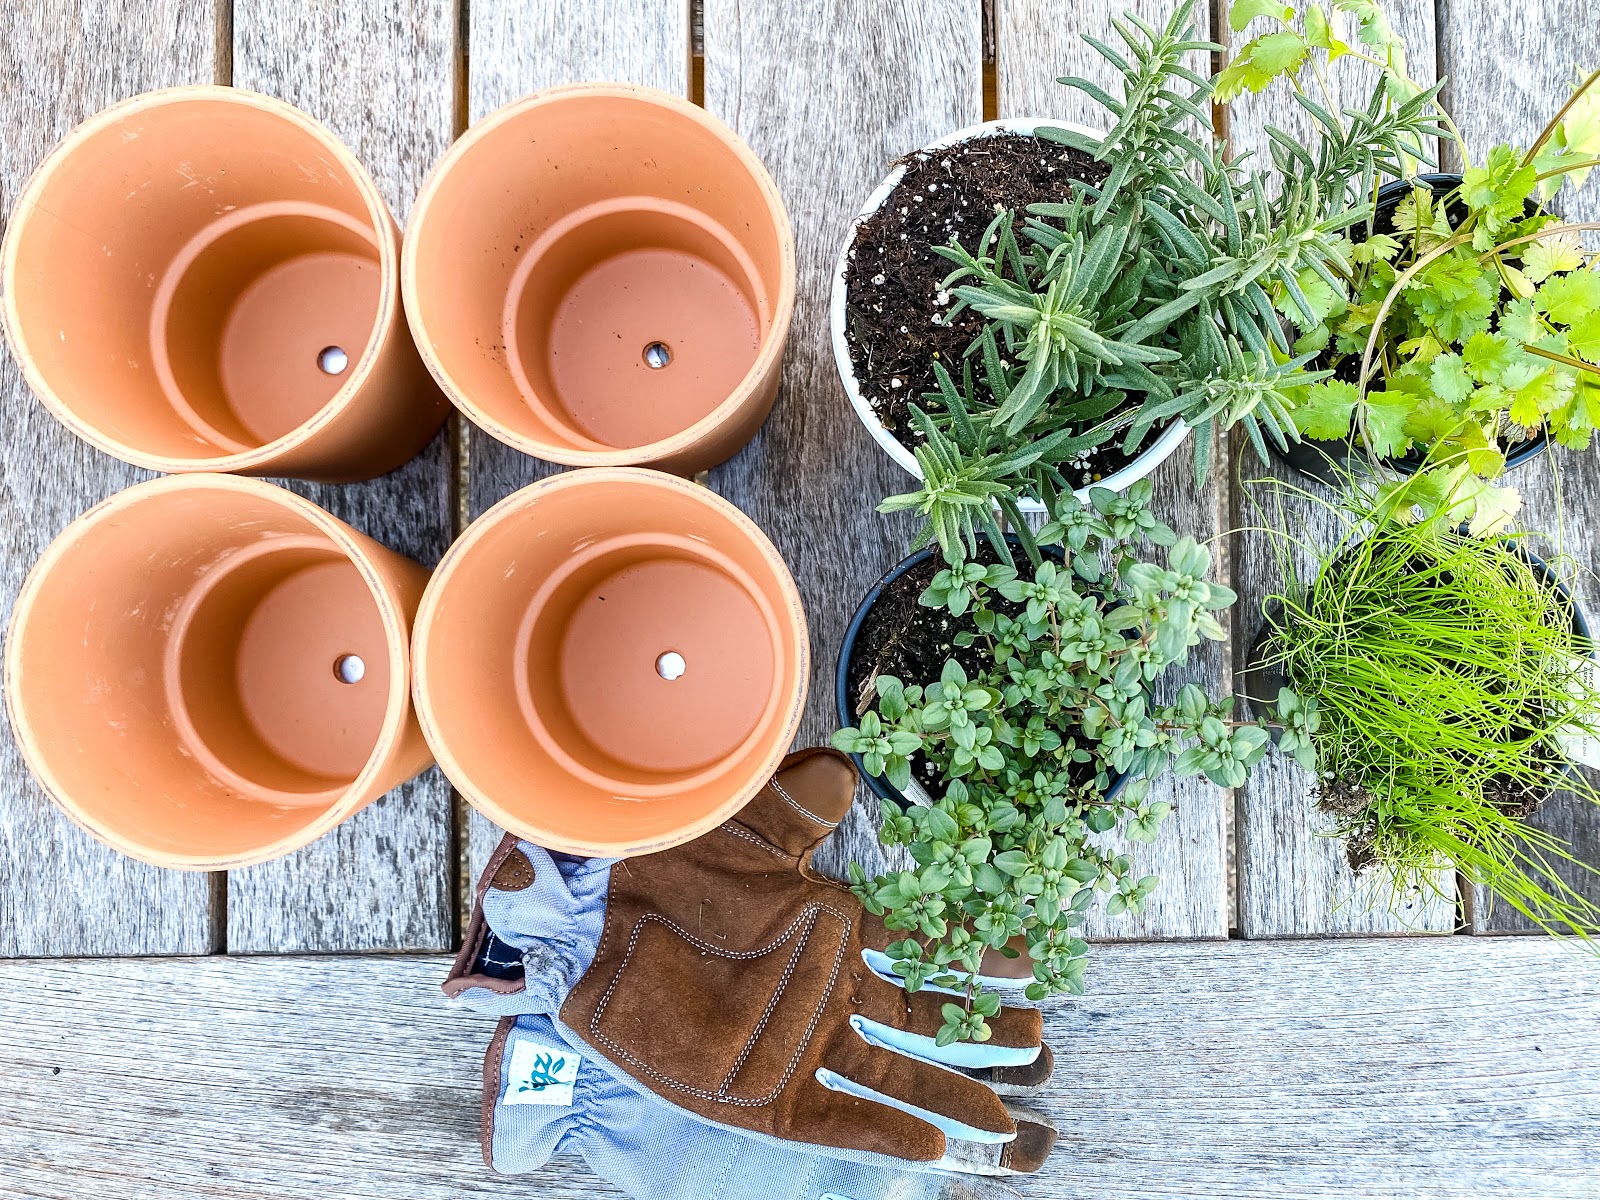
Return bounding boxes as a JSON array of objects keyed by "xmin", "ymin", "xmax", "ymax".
[
  {"xmin": 5, "ymin": 475, "xmax": 434, "ymax": 869},
  {"xmin": 831, "ymin": 117, "xmax": 1190, "ymax": 512},
  {"xmin": 413, "ymin": 468, "xmax": 808, "ymax": 856},
  {"xmin": 403, "ymin": 83, "xmax": 795, "ymax": 476},
  {"xmin": 1, "ymin": 86, "xmax": 447, "ymax": 481}
]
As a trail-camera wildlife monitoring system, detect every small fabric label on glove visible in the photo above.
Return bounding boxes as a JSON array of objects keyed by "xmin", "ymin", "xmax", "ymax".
[{"xmin": 504, "ymin": 1037, "xmax": 580, "ymax": 1107}]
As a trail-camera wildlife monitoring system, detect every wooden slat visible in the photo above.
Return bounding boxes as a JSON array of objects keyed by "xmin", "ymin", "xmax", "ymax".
[
  {"xmin": 458, "ymin": 0, "xmax": 691, "ymax": 885},
  {"xmin": 0, "ymin": 1, "xmax": 222, "ymax": 956},
  {"xmin": 226, "ymin": 0, "xmax": 458, "ymax": 952},
  {"xmin": 3, "ymin": 939, "xmax": 1598, "ymax": 1197},
  {"xmin": 1436, "ymin": 0, "xmax": 1600, "ymax": 934},
  {"xmin": 702, "ymin": 0, "xmax": 982, "ymax": 884},
  {"xmin": 1000, "ymin": 1, "xmax": 1229, "ymax": 940},
  {"xmin": 1227, "ymin": 0, "xmax": 1456, "ymax": 936}
]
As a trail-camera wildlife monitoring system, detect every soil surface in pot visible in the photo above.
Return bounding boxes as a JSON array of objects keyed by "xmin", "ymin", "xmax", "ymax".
[
  {"xmin": 845, "ymin": 543, "xmax": 1096, "ymax": 797},
  {"xmin": 843, "ymin": 133, "xmax": 1156, "ymax": 489}
]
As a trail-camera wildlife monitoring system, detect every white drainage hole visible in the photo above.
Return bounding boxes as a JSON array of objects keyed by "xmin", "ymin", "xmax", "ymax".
[
  {"xmin": 655, "ymin": 651, "xmax": 686, "ymax": 681},
  {"xmin": 333, "ymin": 654, "xmax": 366, "ymax": 684},
  {"xmin": 318, "ymin": 345, "xmax": 350, "ymax": 375},
  {"xmin": 643, "ymin": 341, "xmax": 672, "ymax": 369}
]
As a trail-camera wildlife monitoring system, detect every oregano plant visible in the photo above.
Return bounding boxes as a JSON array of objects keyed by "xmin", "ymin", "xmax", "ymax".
[{"xmin": 833, "ymin": 482, "xmax": 1283, "ymax": 1045}]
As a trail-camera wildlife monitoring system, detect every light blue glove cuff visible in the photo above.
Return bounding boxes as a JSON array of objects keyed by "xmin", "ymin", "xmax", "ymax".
[
  {"xmin": 487, "ymin": 1013, "xmax": 1021, "ymax": 1200},
  {"xmin": 443, "ymin": 841, "xmax": 614, "ymax": 1016}
]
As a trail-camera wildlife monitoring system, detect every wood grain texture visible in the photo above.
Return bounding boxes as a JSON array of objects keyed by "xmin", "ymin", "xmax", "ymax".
[
  {"xmin": 1000, "ymin": 0, "xmax": 1229, "ymax": 940},
  {"xmin": 1227, "ymin": 0, "xmax": 1456, "ymax": 936},
  {"xmin": 1438, "ymin": 0, "xmax": 1600, "ymax": 934},
  {"xmin": 702, "ymin": 0, "xmax": 981, "ymax": 885},
  {"xmin": 0, "ymin": 1, "xmax": 222, "ymax": 956},
  {"xmin": 227, "ymin": 0, "xmax": 458, "ymax": 952},
  {"xmin": 3, "ymin": 939, "xmax": 1598, "ymax": 1197},
  {"xmin": 458, "ymin": 0, "xmax": 691, "ymax": 888}
]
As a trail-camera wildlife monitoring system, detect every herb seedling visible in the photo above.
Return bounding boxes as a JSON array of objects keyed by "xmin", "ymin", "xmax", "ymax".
[{"xmin": 835, "ymin": 482, "xmax": 1274, "ymax": 1044}]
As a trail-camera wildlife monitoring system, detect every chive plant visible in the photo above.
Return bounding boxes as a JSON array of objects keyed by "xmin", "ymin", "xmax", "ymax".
[{"xmin": 1259, "ymin": 490, "xmax": 1600, "ymax": 937}]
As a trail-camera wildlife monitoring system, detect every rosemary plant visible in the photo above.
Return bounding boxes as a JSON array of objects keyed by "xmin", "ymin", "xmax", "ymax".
[{"xmin": 884, "ymin": 0, "xmax": 1445, "ymax": 562}]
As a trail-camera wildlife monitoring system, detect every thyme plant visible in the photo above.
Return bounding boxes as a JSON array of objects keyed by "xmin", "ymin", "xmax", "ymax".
[{"xmin": 834, "ymin": 482, "xmax": 1275, "ymax": 1044}]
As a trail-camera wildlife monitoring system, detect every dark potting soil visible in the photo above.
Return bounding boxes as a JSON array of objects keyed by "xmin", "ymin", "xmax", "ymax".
[
  {"xmin": 845, "ymin": 545, "xmax": 1098, "ymax": 797},
  {"xmin": 842, "ymin": 133, "xmax": 1156, "ymax": 489}
]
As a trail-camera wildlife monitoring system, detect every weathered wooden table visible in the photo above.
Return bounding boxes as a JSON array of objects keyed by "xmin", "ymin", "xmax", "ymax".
[{"xmin": 3, "ymin": 2, "xmax": 1599, "ymax": 1197}]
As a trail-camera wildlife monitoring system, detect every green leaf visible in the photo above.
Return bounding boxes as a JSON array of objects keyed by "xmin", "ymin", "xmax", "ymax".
[
  {"xmin": 1303, "ymin": 5, "xmax": 1349, "ymax": 57},
  {"xmin": 1428, "ymin": 353, "xmax": 1475, "ymax": 405},
  {"xmin": 1293, "ymin": 380, "xmax": 1359, "ymax": 440},
  {"xmin": 1229, "ymin": 0, "xmax": 1292, "ymax": 30},
  {"xmin": 1362, "ymin": 392, "xmax": 1414, "ymax": 458},
  {"xmin": 1250, "ymin": 30, "xmax": 1310, "ymax": 75},
  {"xmin": 1536, "ymin": 269, "xmax": 1600, "ymax": 327},
  {"xmin": 1522, "ymin": 235, "xmax": 1585, "ymax": 283}
]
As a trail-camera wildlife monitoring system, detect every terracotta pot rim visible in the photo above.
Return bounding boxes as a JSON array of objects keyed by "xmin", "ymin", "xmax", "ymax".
[
  {"xmin": 412, "ymin": 467, "xmax": 810, "ymax": 856},
  {"xmin": 4, "ymin": 473, "xmax": 419, "ymax": 870},
  {"xmin": 0, "ymin": 84, "xmax": 407, "ymax": 476},
  {"xmin": 401, "ymin": 82, "xmax": 797, "ymax": 468},
  {"xmin": 828, "ymin": 115, "xmax": 1192, "ymax": 511}
]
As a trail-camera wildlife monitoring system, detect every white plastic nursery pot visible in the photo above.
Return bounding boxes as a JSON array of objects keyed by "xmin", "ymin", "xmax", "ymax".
[
  {"xmin": 403, "ymin": 83, "xmax": 796, "ymax": 476},
  {"xmin": 1, "ymin": 87, "xmax": 448, "ymax": 482},
  {"xmin": 413, "ymin": 468, "xmax": 808, "ymax": 857},
  {"xmin": 5, "ymin": 475, "xmax": 435, "ymax": 870},
  {"xmin": 830, "ymin": 117, "xmax": 1190, "ymax": 510}
]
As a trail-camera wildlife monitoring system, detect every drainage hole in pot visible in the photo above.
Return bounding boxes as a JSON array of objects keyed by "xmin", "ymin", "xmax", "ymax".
[
  {"xmin": 642, "ymin": 341, "xmax": 672, "ymax": 369},
  {"xmin": 655, "ymin": 651, "xmax": 686, "ymax": 681},
  {"xmin": 318, "ymin": 345, "xmax": 350, "ymax": 376},
  {"xmin": 333, "ymin": 654, "xmax": 366, "ymax": 685}
]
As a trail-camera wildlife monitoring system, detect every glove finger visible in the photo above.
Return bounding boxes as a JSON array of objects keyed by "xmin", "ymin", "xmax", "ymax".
[
  {"xmin": 817, "ymin": 1047, "xmax": 1016, "ymax": 1145},
  {"xmin": 959, "ymin": 1043, "xmax": 1055, "ymax": 1096},
  {"xmin": 858, "ymin": 975, "xmax": 1044, "ymax": 1070},
  {"xmin": 936, "ymin": 1102, "xmax": 1059, "ymax": 1177},
  {"xmin": 728, "ymin": 747, "xmax": 855, "ymax": 857}
]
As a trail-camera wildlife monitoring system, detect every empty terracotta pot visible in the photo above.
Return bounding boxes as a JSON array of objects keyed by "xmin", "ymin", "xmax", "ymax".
[
  {"xmin": 403, "ymin": 83, "xmax": 795, "ymax": 476},
  {"xmin": 5, "ymin": 475, "xmax": 434, "ymax": 869},
  {"xmin": 1, "ymin": 86, "xmax": 447, "ymax": 481},
  {"xmin": 414, "ymin": 468, "xmax": 808, "ymax": 856}
]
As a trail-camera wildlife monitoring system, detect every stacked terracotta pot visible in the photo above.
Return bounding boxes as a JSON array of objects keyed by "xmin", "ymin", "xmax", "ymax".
[{"xmin": 4, "ymin": 82, "xmax": 805, "ymax": 869}]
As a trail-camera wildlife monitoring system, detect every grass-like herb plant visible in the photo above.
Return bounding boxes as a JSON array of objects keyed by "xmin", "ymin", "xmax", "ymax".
[
  {"xmin": 834, "ymin": 482, "xmax": 1272, "ymax": 1045},
  {"xmin": 1255, "ymin": 486, "xmax": 1600, "ymax": 937},
  {"xmin": 1232, "ymin": 4, "xmax": 1600, "ymax": 529},
  {"xmin": 881, "ymin": 0, "xmax": 1445, "ymax": 562}
]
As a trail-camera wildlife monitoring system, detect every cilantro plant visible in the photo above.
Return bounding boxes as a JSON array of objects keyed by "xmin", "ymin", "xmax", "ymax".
[
  {"xmin": 833, "ymin": 482, "xmax": 1283, "ymax": 1045},
  {"xmin": 880, "ymin": 0, "xmax": 1444, "ymax": 558},
  {"xmin": 1230, "ymin": 4, "xmax": 1600, "ymax": 528}
]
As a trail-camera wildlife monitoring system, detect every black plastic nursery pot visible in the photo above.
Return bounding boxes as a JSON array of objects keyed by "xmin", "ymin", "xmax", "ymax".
[
  {"xmin": 1241, "ymin": 534, "xmax": 1593, "ymax": 802},
  {"xmin": 835, "ymin": 537, "xmax": 1130, "ymax": 807},
  {"xmin": 1271, "ymin": 174, "xmax": 1551, "ymax": 487}
]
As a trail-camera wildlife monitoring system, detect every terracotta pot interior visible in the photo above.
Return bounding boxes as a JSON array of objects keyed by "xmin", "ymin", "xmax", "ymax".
[
  {"xmin": 12, "ymin": 487, "xmax": 396, "ymax": 861},
  {"xmin": 411, "ymin": 93, "xmax": 785, "ymax": 453},
  {"xmin": 423, "ymin": 478, "xmax": 800, "ymax": 848},
  {"xmin": 8, "ymin": 96, "xmax": 385, "ymax": 462}
]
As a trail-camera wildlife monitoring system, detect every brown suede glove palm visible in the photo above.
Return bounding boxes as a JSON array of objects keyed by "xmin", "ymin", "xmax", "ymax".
[{"xmin": 449, "ymin": 748, "xmax": 1058, "ymax": 1174}]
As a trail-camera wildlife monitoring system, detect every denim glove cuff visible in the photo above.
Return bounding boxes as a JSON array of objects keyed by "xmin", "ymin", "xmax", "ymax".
[{"xmin": 443, "ymin": 837, "xmax": 614, "ymax": 1015}]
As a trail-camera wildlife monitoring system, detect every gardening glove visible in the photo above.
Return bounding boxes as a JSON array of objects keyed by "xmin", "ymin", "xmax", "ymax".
[
  {"xmin": 483, "ymin": 1011, "xmax": 1026, "ymax": 1200},
  {"xmin": 444, "ymin": 748, "xmax": 1059, "ymax": 1175}
]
